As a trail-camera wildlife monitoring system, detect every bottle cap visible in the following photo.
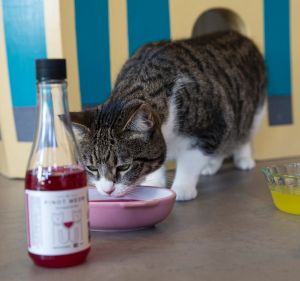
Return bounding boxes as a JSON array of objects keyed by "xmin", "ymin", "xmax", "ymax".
[{"xmin": 36, "ymin": 59, "xmax": 67, "ymax": 81}]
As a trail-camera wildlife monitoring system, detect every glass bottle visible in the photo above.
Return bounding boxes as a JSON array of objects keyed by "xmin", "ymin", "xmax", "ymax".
[{"xmin": 24, "ymin": 59, "xmax": 90, "ymax": 268}]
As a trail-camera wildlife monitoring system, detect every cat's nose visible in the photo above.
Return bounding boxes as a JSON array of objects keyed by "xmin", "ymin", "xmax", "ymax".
[
  {"xmin": 101, "ymin": 180, "xmax": 115, "ymax": 194},
  {"xmin": 104, "ymin": 189, "xmax": 114, "ymax": 195},
  {"xmin": 96, "ymin": 178, "xmax": 115, "ymax": 195},
  {"xmin": 102, "ymin": 185, "xmax": 115, "ymax": 195}
]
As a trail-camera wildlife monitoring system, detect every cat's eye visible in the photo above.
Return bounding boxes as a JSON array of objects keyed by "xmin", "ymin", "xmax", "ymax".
[
  {"xmin": 117, "ymin": 164, "xmax": 131, "ymax": 172},
  {"xmin": 86, "ymin": 165, "xmax": 98, "ymax": 173}
]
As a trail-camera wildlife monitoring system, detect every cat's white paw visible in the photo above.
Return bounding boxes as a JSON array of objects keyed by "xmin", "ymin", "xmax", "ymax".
[
  {"xmin": 233, "ymin": 142, "xmax": 255, "ymax": 171},
  {"xmin": 171, "ymin": 185, "xmax": 198, "ymax": 201},
  {"xmin": 201, "ymin": 164, "xmax": 219, "ymax": 176},
  {"xmin": 200, "ymin": 157, "xmax": 223, "ymax": 176},
  {"xmin": 234, "ymin": 157, "xmax": 255, "ymax": 170}
]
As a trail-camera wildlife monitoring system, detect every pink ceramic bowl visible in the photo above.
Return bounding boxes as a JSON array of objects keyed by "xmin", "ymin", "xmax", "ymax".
[{"xmin": 88, "ymin": 186, "xmax": 176, "ymax": 231}]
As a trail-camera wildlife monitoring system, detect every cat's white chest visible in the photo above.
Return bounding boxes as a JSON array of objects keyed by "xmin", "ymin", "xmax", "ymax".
[{"xmin": 161, "ymin": 98, "xmax": 192, "ymax": 161}]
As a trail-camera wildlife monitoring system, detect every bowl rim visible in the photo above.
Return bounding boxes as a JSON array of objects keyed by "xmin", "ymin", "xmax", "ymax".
[
  {"xmin": 89, "ymin": 186, "xmax": 176, "ymax": 208},
  {"xmin": 262, "ymin": 164, "xmax": 300, "ymax": 179}
]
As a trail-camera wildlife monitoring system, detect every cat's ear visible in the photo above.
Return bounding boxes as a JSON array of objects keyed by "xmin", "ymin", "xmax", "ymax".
[
  {"xmin": 68, "ymin": 110, "xmax": 94, "ymax": 141},
  {"xmin": 123, "ymin": 104, "xmax": 155, "ymax": 132}
]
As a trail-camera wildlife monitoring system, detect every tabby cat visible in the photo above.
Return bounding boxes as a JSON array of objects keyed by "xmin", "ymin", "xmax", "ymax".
[{"xmin": 70, "ymin": 31, "xmax": 266, "ymax": 201}]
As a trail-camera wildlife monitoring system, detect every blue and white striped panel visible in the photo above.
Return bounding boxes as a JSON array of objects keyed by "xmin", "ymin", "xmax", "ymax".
[
  {"xmin": 127, "ymin": 0, "xmax": 171, "ymax": 55},
  {"xmin": 2, "ymin": 0, "xmax": 47, "ymax": 142},
  {"xmin": 264, "ymin": 0, "xmax": 293, "ymax": 125},
  {"xmin": 74, "ymin": 0, "xmax": 111, "ymax": 109}
]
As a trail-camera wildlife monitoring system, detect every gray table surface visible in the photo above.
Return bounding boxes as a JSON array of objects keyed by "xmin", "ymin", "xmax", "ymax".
[{"xmin": 1, "ymin": 158, "xmax": 300, "ymax": 281}]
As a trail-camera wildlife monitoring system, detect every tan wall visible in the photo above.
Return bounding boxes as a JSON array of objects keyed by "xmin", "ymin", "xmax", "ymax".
[
  {"xmin": 109, "ymin": 0, "xmax": 129, "ymax": 87},
  {"xmin": 0, "ymin": 141, "xmax": 8, "ymax": 176}
]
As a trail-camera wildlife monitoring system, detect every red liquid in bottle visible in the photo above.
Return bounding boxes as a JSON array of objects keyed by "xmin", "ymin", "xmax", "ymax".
[{"xmin": 25, "ymin": 167, "xmax": 90, "ymax": 268}]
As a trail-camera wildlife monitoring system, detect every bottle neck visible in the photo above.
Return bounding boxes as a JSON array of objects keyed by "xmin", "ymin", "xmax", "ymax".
[
  {"xmin": 37, "ymin": 79, "xmax": 68, "ymax": 113},
  {"xmin": 27, "ymin": 79, "xmax": 79, "ymax": 170},
  {"xmin": 36, "ymin": 80, "xmax": 68, "ymax": 147}
]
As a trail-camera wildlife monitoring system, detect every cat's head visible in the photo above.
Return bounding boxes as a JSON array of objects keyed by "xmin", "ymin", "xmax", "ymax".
[{"xmin": 70, "ymin": 100, "xmax": 166, "ymax": 196}]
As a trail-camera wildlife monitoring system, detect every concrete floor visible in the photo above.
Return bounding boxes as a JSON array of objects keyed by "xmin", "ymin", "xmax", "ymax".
[{"xmin": 1, "ymin": 158, "xmax": 300, "ymax": 281}]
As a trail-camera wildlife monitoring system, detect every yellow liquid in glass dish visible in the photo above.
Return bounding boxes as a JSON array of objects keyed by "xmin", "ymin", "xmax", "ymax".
[{"xmin": 270, "ymin": 185, "xmax": 300, "ymax": 215}]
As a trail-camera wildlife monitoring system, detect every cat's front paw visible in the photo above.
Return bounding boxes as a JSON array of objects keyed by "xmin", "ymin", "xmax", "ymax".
[
  {"xmin": 171, "ymin": 185, "xmax": 198, "ymax": 201},
  {"xmin": 234, "ymin": 157, "xmax": 255, "ymax": 170}
]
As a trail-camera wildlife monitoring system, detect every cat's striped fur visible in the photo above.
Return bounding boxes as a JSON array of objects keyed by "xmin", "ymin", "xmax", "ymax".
[{"xmin": 70, "ymin": 31, "xmax": 266, "ymax": 200}]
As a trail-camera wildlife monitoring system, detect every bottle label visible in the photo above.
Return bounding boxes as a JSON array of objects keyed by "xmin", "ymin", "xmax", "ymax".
[{"xmin": 25, "ymin": 187, "xmax": 90, "ymax": 256}]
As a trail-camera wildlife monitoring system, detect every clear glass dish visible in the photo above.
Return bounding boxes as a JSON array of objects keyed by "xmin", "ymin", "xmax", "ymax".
[{"xmin": 262, "ymin": 163, "xmax": 300, "ymax": 215}]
